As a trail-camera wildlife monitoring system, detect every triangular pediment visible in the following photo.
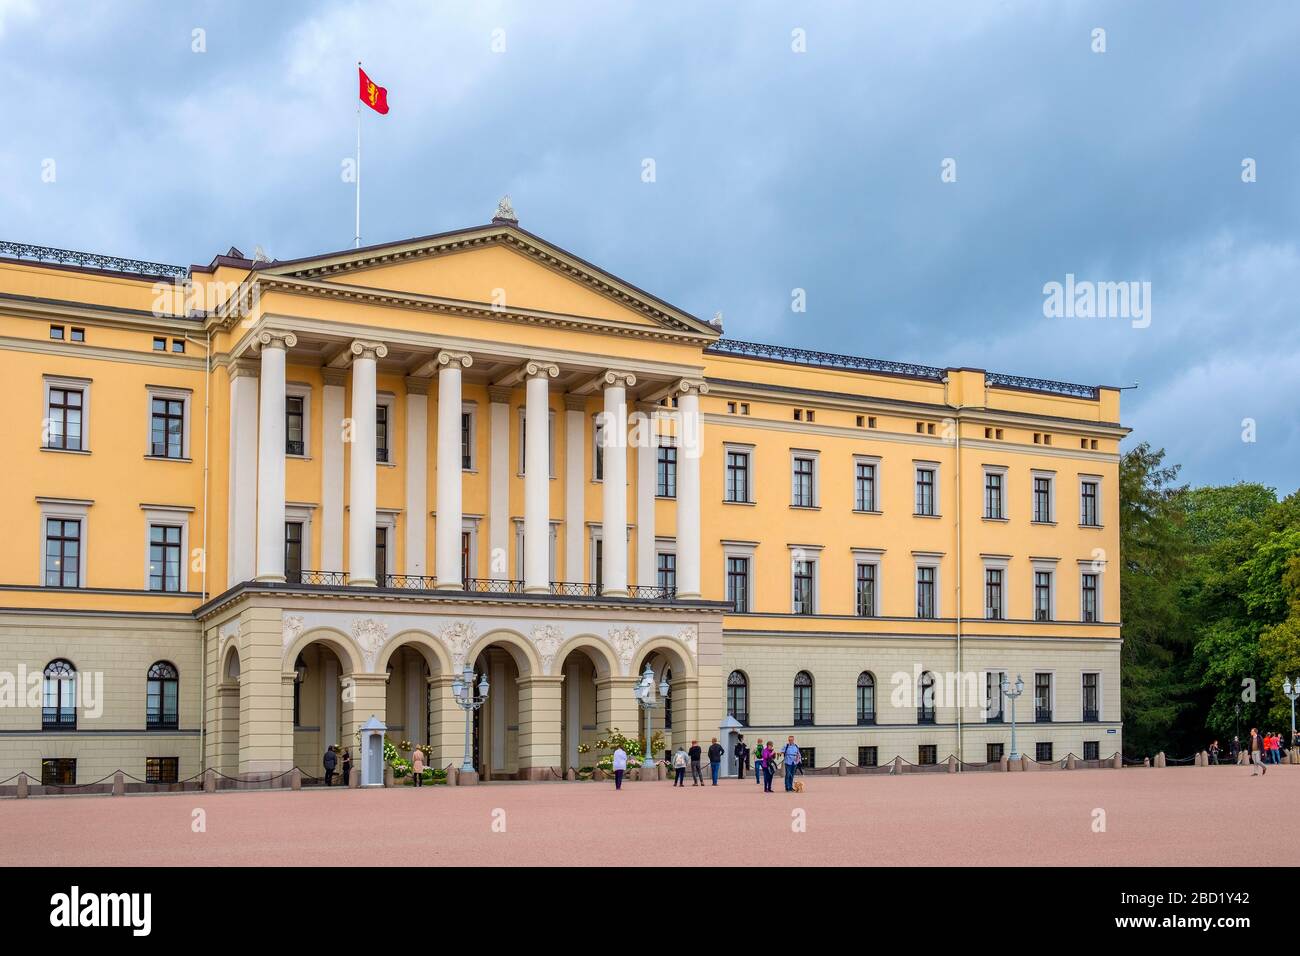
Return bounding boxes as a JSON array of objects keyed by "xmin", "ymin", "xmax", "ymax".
[{"xmin": 260, "ymin": 223, "xmax": 716, "ymax": 338}]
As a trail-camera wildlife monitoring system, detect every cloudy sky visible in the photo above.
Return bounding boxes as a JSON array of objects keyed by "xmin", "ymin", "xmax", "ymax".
[{"xmin": 2, "ymin": 0, "xmax": 1297, "ymax": 491}]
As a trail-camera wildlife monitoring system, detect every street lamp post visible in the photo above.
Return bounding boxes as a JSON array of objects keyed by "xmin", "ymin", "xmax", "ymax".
[
  {"xmin": 634, "ymin": 663, "xmax": 670, "ymax": 774},
  {"xmin": 1284, "ymin": 678, "xmax": 1299, "ymax": 754},
  {"xmin": 1000, "ymin": 674, "xmax": 1026, "ymax": 762},
  {"xmin": 451, "ymin": 662, "xmax": 490, "ymax": 775}
]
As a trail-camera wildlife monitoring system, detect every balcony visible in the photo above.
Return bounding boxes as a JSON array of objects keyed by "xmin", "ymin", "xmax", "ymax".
[
  {"xmin": 857, "ymin": 712, "xmax": 876, "ymax": 726},
  {"xmin": 793, "ymin": 715, "xmax": 814, "ymax": 727},
  {"xmin": 917, "ymin": 709, "xmax": 936, "ymax": 725},
  {"xmin": 287, "ymin": 571, "xmax": 680, "ymax": 603},
  {"xmin": 1035, "ymin": 707, "xmax": 1053, "ymax": 722},
  {"xmin": 1083, "ymin": 709, "xmax": 1100, "ymax": 723},
  {"xmin": 42, "ymin": 710, "xmax": 76, "ymax": 731}
]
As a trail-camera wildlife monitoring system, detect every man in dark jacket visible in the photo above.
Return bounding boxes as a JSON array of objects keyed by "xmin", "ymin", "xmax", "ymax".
[
  {"xmin": 733, "ymin": 735, "xmax": 749, "ymax": 779},
  {"xmin": 707, "ymin": 738, "xmax": 725, "ymax": 785},
  {"xmin": 688, "ymin": 741, "xmax": 703, "ymax": 786},
  {"xmin": 323, "ymin": 745, "xmax": 338, "ymax": 786}
]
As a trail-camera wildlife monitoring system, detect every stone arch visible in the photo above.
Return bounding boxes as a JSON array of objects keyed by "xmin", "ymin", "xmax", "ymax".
[
  {"xmin": 282, "ymin": 626, "xmax": 363, "ymax": 677},
  {"xmin": 633, "ymin": 636, "xmax": 696, "ymax": 680},
  {"xmin": 375, "ymin": 629, "xmax": 452, "ymax": 676},
  {"xmin": 465, "ymin": 628, "xmax": 540, "ymax": 676},
  {"xmin": 551, "ymin": 634, "xmax": 617, "ymax": 679},
  {"xmin": 220, "ymin": 642, "xmax": 241, "ymax": 681}
]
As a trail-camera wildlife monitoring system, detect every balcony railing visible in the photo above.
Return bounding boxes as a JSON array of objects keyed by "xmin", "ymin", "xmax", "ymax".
[
  {"xmin": 793, "ymin": 714, "xmax": 815, "ymax": 727},
  {"xmin": 42, "ymin": 710, "xmax": 76, "ymax": 731},
  {"xmin": 288, "ymin": 572, "xmax": 680, "ymax": 602},
  {"xmin": 857, "ymin": 712, "xmax": 876, "ymax": 726},
  {"xmin": 1083, "ymin": 709, "xmax": 1100, "ymax": 723},
  {"xmin": 146, "ymin": 714, "xmax": 179, "ymax": 731},
  {"xmin": 1035, "ymin": 707, "xmax": 1053, "ymax": 722},
  {"xmin": 917, "ymin": 709, "xmax": 936, "ymax": 725},
  {"xmin": 464, "ymin": 577, "xmax": 525, "ymax": 594}
]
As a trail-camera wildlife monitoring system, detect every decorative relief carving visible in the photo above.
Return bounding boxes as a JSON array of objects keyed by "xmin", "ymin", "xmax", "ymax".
[
  {"xmin": 608, "ymin": 625, "xmax": 641, "ymax": 675},
  {"xmin": 439, "ymin": 620, "xmax": 478, "ymax": 671},
  {"xmin": 282, "ymin": 615, "xmax": 304, "ymax": 652},
  {"xmin": 352, "ymin": 618, "xmax": 389, "ymax": 672},
  {"xmin": 531, "ymin": 624, "xmax": 564, "ymax": 675},
  {"xmin": 218, "ymin": 618, "xmax": 240, "ymax": 656},
  {"xmin": 675, "ymin": 625, "xmax": 698, "ymax": 656}
]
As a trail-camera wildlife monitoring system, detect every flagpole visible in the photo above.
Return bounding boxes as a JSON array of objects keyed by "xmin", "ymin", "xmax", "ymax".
[{"xmin": 355, "ymin": 61, "xmax": 362, "ymax": 249}]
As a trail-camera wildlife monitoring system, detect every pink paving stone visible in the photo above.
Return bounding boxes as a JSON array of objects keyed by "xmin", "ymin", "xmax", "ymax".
[{"xmin": 4, "ymin": 766, "xmax": 1298, "ymax": 867}]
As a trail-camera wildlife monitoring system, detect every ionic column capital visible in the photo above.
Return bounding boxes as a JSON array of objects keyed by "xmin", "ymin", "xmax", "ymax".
[
  {"xmin": 436, "ymin": 350, "xmax": 474, "ymax": 370},
  {"xmin": 601, "ymin": 370, "xmax": 637, "ymax": 389},
  {"xmin": 349, "ymin": 339, "xmax": 389, "ymax": 362},
  {"xmin": 674, "ymin": 377, "xmax": 709, "ymax": 396},
  {"xmin": 257, "ymin": 330, "xmax": 297, "ymax": 351},
  {"xmin": 525, "ymin": 360, "xmax": 560, "ymax": 380}
]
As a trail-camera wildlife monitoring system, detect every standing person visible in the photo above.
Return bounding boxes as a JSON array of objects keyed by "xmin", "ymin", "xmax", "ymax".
[
  {"xmin": 707, "ymin": 738, "xmax": 725, "ymax": 786},
  {"xmin": 782, "ymin": 735, "xmax": 802, "ymax": 792},
  {"xmin": 411, "ymin": 746, "xmax": 425, "ymax": 787},
  {"xmin": 1249, "ymin": 728, "xmax": 1266, "ymax": 776},
  {"xmin": 1230, "ymin": 736, "xmax": 1240, "ymax": 763},
  {"xmin": 1271, "ymin": 732, "xmax": 1282, "ymax": 764},
  {"xmin": 341, "ymin": 748, "xmax": 353, "ymax": 786},
  {"xmin": 323, "ymin": 745, "xmax": 337, "ymax": 786},
  {"xmin": 753, "ymin": 740, "xmax": 764, "ymax": 785},
  {"xmin": 672, "ymin": 746, "xmax": 689, "ymax": 787},
  {"xmin": 1208, "ymin": 740, "xmax": 1219, "ymax": 765},
  {"xmin": 761, "ymin": 741, "xmax": 775, "ymax": 793},
  {"xmin": 612, "ymin": 745, "xmax": 628, "ymax": 791},
  {"xmin": 688, "ymin": 740, "xmax": 704, "ymax": 786},
  {"xmin": 734, "ymin": 734, "xmax": 749, "ymax": 779}
]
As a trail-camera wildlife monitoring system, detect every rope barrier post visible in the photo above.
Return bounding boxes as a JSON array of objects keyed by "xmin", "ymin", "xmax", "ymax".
[
  {"xmin": 946, "ymin": 755, "xmax": 956, "ymax": 773},
  {"xmin": 16, "ymin": 772, "xmax": 28, "ymax": 799},
  {"xmin": 1019, "ymin": 754, "xmax": 1029, "ymax": 772},
  {"xmin": 1066, "ymin": 753, "xmax": 1077, "ymax": 770},
  {"xmin": 112, "ymin": 771, "xmax": 125, "ymax": 796},
  {"xmin": 838, "ymin": 757, "xmax": 848, "ymax": 777},
  {"xmin": 1155, "ymin": 752, "xmax": 1166, "ymax": 768},
  {"xmin": 892, "ymin": 755, "xmax": 903, "ymax": 775},
  {"xmin": 565, "ymin": 767, "xmax": 576, "ymax": 781},
  {"xmin": 203, "ymin": 768, "xmax": 216, "ymax": 792},
  {"xmin": 999, "ymin": 755, "xmax": 1009, "ymax": 772},
  {"xmin": 290, "ymin": 768, "xmax": 302, "ymax": 791}
]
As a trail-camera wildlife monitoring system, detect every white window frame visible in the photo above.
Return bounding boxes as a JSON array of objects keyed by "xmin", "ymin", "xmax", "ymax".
[
  {"xmin": 851, "ymin": 547, "xmax": 884, "ymax": 616},
  {"xmin": 789, "ymin": 449, "xmax": 820, "ymax": 509},
  {"xmin": 1081, "ymin": 670, "xmax": 1103, "ymax": 722},
  {"xmin": 284, "ymin": 502, "xmax": 316, "ymax": 574},
  {"xmin": 146, "ymin": 385, "xmax": 192, "ymax": 460},
  {"xmin": 984, "ymin": 668, "xmax": 1009, "ymax": 722},
  {"xmin": 981, "ymin": 555, "xmax": 1009, "ymax": 620},
  {"xmin": 654, "ymin": 536, "xmax": 678, "ymax": 591},
  {"xmin": 515, "ymin": 518, "xmax": 560, "ymax": 580},
  {"xmin": 461, "ymin": 515, "xmax": 481, "ymax": 579},
  {"xmin": 1033, "ymin": 670, "xmax": 1057, "ymax": 721},
  {"xmin": 375, "ymin": 509, "xmax": 399, "ymax": 577},
  {"xmin": 376, "ymin": 392, "xmax": 397, "ymax": 467},
  {"xmin": 1031, "ymin": 469, "xmax": 1056, "ymax": 524},
  {"xmin": 38, "ymin": 496, "xmax": 91, "ymax": 588},
  {"xmin": 914, "ymin": 553, "xmax": 942, "ymax": 618},
  {"xmin": 1078, "ymin": 560, "xmax": 1105, "ymax": 622},
  {"xmin": 853, "ymin": 455, "xmax": 882, "ymax": 513},
  {"xmin": 723, "ymin": 443, "xmax": 755, "ymax": 504},
  {"xmin": 913, "ymin": 460, "xmax": 941, "ymax": 517},
  {"xmin": 788, "ymin": 544, "xmax": 822, "ymax": 614},
  {"xmin": 1031, "ymin": 558, "xmax": 1059, "ymax": 621},
  {"xmin": 285, "ymin": 382, "xmax": 313, "ymax": 459},
  {"xmin": 142, "ymin": 504, "xmax": 193, "ymax": 593},
  {"xmin": 43, "ymin": 374, "xmax": 92, "ymax": 453},
  {"xmin": 722, "ymin": 540, "xmax": 757, "ymax": 613},
  {"xmin": 459, "ymin": 401, "xmax": 478, "ymax": 472},
  {"xmin": 982, "ymin": 464, "xmax": 1008, "ymax": 521},
  {"xmin": 1078, "ymin": 473, "xmax": 1103, "ymax": 528}
]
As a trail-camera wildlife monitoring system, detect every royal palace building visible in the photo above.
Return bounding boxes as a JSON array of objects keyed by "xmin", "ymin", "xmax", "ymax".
[{"xmin": 0, "ymin": 202, "xmax": 1126, "ymax": 786}]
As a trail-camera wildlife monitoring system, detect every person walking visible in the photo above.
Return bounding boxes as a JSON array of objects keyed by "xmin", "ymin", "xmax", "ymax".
[
  {"xmin": 782, "ymin": 735, "xmax": 802, "ymax": 792},
  {"xmin": 707, "ymin": 738, "xmax": 724, "ymax": 786},
  {"xmin": 1230, "ymin": 736, "xmax": 1240, "ymax": 763},
  {"xmin": 753, "ymin": 740, "xmax": 764, "ymax": 785},
  {"xmin": 734, "ymin": 734, "xmax": 749, "ymax": 779},
  {"xmin": 1208, "ymin": 740, "xmax": 1219, "ymax": 765},
  {"xmin": 341, "ymin": 748, "xmax": 353, "ymax": 786},
  {"xmin": 612, "ymin": 745, "xmax": 628, "ymax": 791},
  {"xmin": 688, "ymin": 740, "xmax": 704, "ymax": 786},
  {"xmin": 323, "ymin": 745, "xmax": 337, "ymax": 786},
  {"xmin": 672, "ymin": 746, "xmax": 689, "ymax": 787},
  {"xmin": 1249, "ymin": 728, "xmax": 1266, "ymax": 776},
  {"xmin": 411, "ymin": 746, "xmax": 425, "ymax": 787},
  {"xmin": 761, "ymin": 740, "xmax": 775, "ymax": 793}
]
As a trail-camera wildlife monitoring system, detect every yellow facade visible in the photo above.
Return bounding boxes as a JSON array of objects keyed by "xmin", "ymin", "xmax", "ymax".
[{"xmin": 0, "ymin": 214, "xmax": 1124, "ymax": 787}]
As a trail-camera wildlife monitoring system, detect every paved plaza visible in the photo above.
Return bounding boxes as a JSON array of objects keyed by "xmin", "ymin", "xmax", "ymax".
[{"xmin": 5, "ymin": 766, "xmax": 1297, "ymax": 867}]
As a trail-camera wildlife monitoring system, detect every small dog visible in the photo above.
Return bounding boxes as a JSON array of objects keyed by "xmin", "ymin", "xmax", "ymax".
[{"xmin": 792, "ymin": 780, "xmax": 805, "ymax": 793}]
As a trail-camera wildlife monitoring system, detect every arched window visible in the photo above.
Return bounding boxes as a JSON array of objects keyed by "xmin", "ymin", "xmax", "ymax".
[
  {"xmin": 43, "ymin": 660, "xmax": 76, "ymax": 730},
  {"xmin": 856, "ymin": 671, "xmax": 876, "ymax": 725},
  {"xmin": 727, "ymin": 670, "xmax": 748, "ymax": 725},
  {"xmin": 663, "ymin": 668, "xmax": 672, "ymax": 730},
  {"xmin": 146, "ymin": 661, "xmax": 179, "ymax": 730},
  {"xmin": 793, "ymin": 671, "xmax": 814, "ymax": 726},
  {"xmin": 918, "ymin": 670, "xmax": 936, "ymax": 724}
]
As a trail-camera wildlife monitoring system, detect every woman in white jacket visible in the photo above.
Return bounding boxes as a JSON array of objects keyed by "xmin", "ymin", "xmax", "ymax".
[{"xmin": 612, "ymin": 746, "xmax": 628, "ymax": 790}]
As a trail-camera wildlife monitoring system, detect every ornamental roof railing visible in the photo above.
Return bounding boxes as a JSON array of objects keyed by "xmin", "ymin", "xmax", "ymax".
[
  {"xmin": 0, "ymin": 240, "xmax": 189, "ymax": 280},
  {"xmin": 984, "ymin": 371, "xmax": 1098, "ymax": 399}
]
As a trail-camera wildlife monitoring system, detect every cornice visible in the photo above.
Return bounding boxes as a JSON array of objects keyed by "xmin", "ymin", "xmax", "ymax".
[{"xmin": 0, "ymin": 334, "xmax": 207, "ymax": 371}]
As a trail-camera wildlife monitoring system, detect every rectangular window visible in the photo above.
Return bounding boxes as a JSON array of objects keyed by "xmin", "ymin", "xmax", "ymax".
[
  {"xmin": 50, "ymin": 325, "xmax": 65, "ymax": 340},
  {"xmin": 44, "ymin": 518, "xmax": 81, "ymax": 587},
  {"xmin": 145, "ymin": 757, "xmax": 179, "ymax": 784},
  {"xmin": 857, "ymin": 746, "xmax": 878, "ymax": 768},
  {"xmin": 915, "ymin": 468, "xmax": 936, "ymax": 516},
  {"xmin": 1083, "ymin": 740, "xmax": 1100, "ymax": 761},
  {"xmin": 461, "ymin": 530, "xmax": 472, "ymax": 583},
  {"xmin": 593, "ymin": 538, "xmax": 603, "ymax": 591},
  {"xmin": 375, "ymin": 526, "xmax": 388, "ymax": 587},
  {"xmin": 375, "ymin": 405, "xmax": 390, "ymax": 463},
  {"xmin": 1082, "ymin": 673, "xmax": 1100, "ymax": 722},
  {"xmin": 285, "ymin": 396, "xmax": 305, "ymax": 456},
  {"xmin": 461, "ymin": 411, "xmax": 473, "ymax": 470},
  {"xmin": 150, "ymin": 396, "xmax": 185, "ymax": 458},
  {"xmin": 985, "ymin": 569, "xmax": 1003, "ymax": 620},
  {"xmin": 152, "ymin": 336, "xmax": 166, "ymax": 351},
  {"xmin": 146, "ymin": 672, "xmax": 178, "ymax": 730},
  {"xmin": 854, "ymin": 461, "xmax": 877, "ymax": 511},
  {"xmin": 799, "ymin": 748, "xmax": 816, "ymax": 769},
  {"xmin": 593, "ymin": 418, "xmax": 604, "ymax": 480},
  {"xmin": 987, "ymin": 743, "xmax": 1004, "ymax": 763},
  {"xmin": 656, "ymin": 552, "xmax": 676, "ymax": 592},
  {"xmin": 1080, "ymin": 480, "xmax": 1099, "ymax": 526},
  {"xmin": 1032, "ymin": 476, "xmax": 1052, "ymax": 522},
  {"xmin": 284, "ymin": 522, "xmax": 304, "ymax": 584},
  {"xmin": 725, "ymin": 450, "xmax": 750, "ymax": 503},
  {"xmin": 1034, "ymin": 673, "xmax": 1052, "ymax": 722},
  {"xmin": 791, "ymin": 457, "xmax": 815, "ymax": 507},
  {"xmin": 1035, "ymin": 742, "xmax": 1053, "ymax": 762},
  {"xmin": 71, "ymin": 327, "xmax": 85, "ymax": 343},
  {"xmin": 1034, "ymin": 571, "xmax": 1053, "ymax": 621},
  {"xmin": 986, "ymin": 671, "xmax": 1005, "ymax": 723},
  {"xmin": 726, "ymin": 556, "xmax": 749, "ymax": 613},
  {"xmin": 656, "ymin": 443, "xmax": 677, "ymax": 497},
  {"xmin": 46, "ymin": 387, "xmax": 84, "ymax": 451},
  {"xmin": 171, "ymin": 339, "xmax": 185, "ymax": 354},
  {"xmin": 1081, "ymin": 572, "xmax": 1099, "ymax": 622},
  {"xmin": 916, "ymin": 566, "xmax": 936, "ymax": 618},
  {"xmin": 984, "ymin": 472, "xmax": 1004, "ymax": 519},
  {"xmin": 855, "ymin": 562, "xmax": 876, "ymax": 617},
  {"xmin": 148, "ymin": 524, "xmax": 183, "ymax": 592},
  {"xmin": 41, "ymin": 758, "xmax": 76, "ymax": 786},
  {"xmin": 918, "ymin": 745, "xmax": 937, "ymax": 766},
  {"xmin": 792, "ymin": 560, "xmax": 815, "ymax": 615}
]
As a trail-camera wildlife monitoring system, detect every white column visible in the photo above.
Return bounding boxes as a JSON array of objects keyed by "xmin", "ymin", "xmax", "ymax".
[
  {"xmin": 523, "ymin": 361, "xmax": 558, "ymax": 592},
  {"xmin": 488, "ymin": 386, "xmax": 512, "ymax": 580},
  {"xmin": 227, "ymin": 359, "xmax": 259, "ymax": 584},
  {"xmin": 323, "ymin": 654, "xmax": 338, "ymax": 746},
  {"xmin": 600, "ymin": 372, "xmax": 635, "ymax": 595},
  {"xmin": 405, "ymin": 657, "xmax": 421, "ymax": 742},
  {"xmin": 676, "ymin": 379, "xmax": 707, "ymax": 599},
  {"xmin": 255, "ymin": 331, "xmax": 296, "ymax": 581},
  {"xmin": 321, "ymin": 368, "xmax": 346, "ymax": 571},
  {"xmin": 565, "ymin": 659, "xmax": 581, "ymax": 768},
  {"xmin": 404, "ymin": 377, "xmax": 430, "ymax": 577},
  {"xmin": 635, "ymin": 401, "xmax": 657, "ymax": 588},
  {"xmin": 348, "ymin": 340, "xmax": 387, "ymax": 586},
  {"xmin": 435, "ymin": 351, "xmax": 472, "ymax": 589},
  {"xmin": 564, "ymin": 395, "xmax": 586, "ymax": 582}
]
